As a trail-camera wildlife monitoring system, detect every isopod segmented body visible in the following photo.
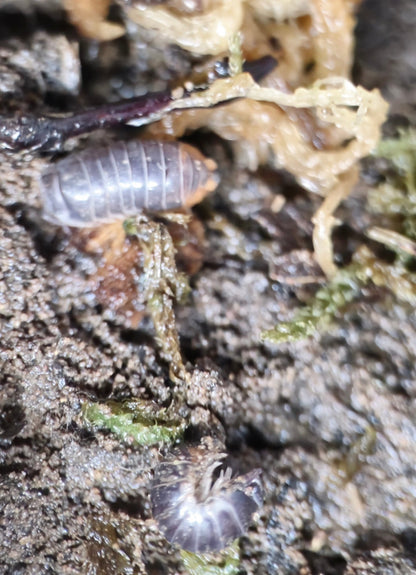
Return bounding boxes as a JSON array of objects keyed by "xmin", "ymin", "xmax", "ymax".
[
  {"xmin": 151, "ymin": 447, "xmax": 263, "ymax": 553},
  {"xmin": 40, "ymin": 140, "xmax": 218, "ymax": 227}
]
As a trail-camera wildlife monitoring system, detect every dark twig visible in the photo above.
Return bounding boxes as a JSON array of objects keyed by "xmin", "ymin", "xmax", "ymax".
[
  {"xmin": 0, "ymin": 56, "xmax": 277, "ymax": 153},
  {"xmin": 0, "ymin": 90, "xmax": 173, "ymax": 152}
]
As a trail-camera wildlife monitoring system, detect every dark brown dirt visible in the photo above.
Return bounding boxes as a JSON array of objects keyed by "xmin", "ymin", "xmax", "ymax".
[{"xmin": 1, "ymin": 1, "xmax": 416, "ymax": 574}]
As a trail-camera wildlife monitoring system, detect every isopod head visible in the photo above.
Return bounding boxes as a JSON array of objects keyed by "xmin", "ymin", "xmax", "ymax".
[{"xmin": 150, "ymin": 448, "xmax": 263, "ymax": 553}]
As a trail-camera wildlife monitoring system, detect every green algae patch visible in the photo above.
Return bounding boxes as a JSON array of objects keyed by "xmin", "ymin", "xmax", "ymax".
[
  {"xmin": 82, "ymin": 399, "xmax": 185, "ymax": 446},
  {"xmin": 180, "ymin": 541, "xmax": 241, "ymax": 575}
]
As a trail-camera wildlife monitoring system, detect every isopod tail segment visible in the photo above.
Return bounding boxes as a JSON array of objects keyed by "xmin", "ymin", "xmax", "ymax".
[
  {"xmin": 40, "ymin": 140, "xmax": 219, "ymax": 228},
  {"xmin": 150, "ymin": 448, "xmax": 264, "ymax": 553},
  {"xmin": 178, "ymin": 144, "xmax": 218, "ymax": 208}
]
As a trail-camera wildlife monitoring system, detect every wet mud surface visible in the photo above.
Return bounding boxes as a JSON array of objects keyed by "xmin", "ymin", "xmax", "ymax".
[{"xmin": 1, "ymin": 0, "xmax": 416, "ymax": 574}]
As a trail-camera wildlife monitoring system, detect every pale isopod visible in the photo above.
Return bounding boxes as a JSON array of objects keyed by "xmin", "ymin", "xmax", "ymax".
[
  {"xmin": 40, "ymin": 140, "xmax": 218, "ymax": 227},
  {"xmin": 150, "ymin": 447, "xmax": 263, "ymax": 553}
]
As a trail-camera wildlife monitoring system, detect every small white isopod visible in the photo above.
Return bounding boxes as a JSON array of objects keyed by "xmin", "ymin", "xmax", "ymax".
[
  {"xmin": 151, "ymin": 447, "xmax": 263, "ymax": 553},
  {"xmin": 40, "ymin": 140, "xmax": 218, "ymax": 227}
]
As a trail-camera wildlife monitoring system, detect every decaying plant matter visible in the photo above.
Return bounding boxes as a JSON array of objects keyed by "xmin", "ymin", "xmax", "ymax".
[
  {"xmin": 125, "ymin": 0, "xmax": 389, "ymax": 277},
  {"xmin": 56, "ymin": 0, "xmax": 389, "ymax": 280}
]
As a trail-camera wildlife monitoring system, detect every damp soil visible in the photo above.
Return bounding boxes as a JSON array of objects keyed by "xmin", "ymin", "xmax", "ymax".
[{"xmin": 1, "ymin": 1, "xmax": 416, "ymax": 574}]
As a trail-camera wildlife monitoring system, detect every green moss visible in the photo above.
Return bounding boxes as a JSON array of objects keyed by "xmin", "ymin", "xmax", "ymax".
[
  {"xmin": 262, "ymin": 268, "xmax": 361, "ymax": 343},
  {"xmin": 82, "ymin": 399, "xmax": 185, "ymax": 446},
  {"xmin": 180, "ymin": 541, "xmax": 241, "ymax": 575},
  {"xmin": 262, "ymin": 245, "xmax": 416, "ymax": 344}
]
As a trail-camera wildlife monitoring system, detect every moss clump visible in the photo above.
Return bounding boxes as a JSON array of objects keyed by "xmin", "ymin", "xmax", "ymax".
[
  {"xmin": 262, "ymin": 245, "xmax": 416, "ymax": 344},
  {"xmin": 262, "ymin": 267, "xmax": 362, "ymax": 343},
  {"xmin": 82, "ymin": 399, "xmax": 185, "ymax": 446}
]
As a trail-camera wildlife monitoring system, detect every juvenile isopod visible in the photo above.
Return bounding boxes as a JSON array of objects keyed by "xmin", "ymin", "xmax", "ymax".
[
  {"xmin": 150, "ymin": 447, "xmax": 263, "ymax": 553},
  {"xmin": 40, "ymin": 140, "xmax": 218, "ymax": 227}
]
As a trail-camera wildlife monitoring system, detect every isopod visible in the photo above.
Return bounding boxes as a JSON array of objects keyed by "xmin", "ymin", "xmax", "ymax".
[
  {"xmin": 150, "ymin": 447, "xmax": 263, "ymax": 553},
  {"xmin": 40, "ymin": 140, "xmax": 218, "ymax": 227}
]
